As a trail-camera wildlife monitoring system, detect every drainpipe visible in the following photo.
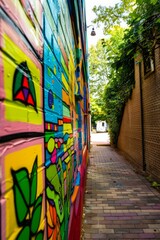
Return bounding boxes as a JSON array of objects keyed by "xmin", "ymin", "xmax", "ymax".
[{"xmin": 139, "ymin": 62, "xmax": 146, "ymax": 171}]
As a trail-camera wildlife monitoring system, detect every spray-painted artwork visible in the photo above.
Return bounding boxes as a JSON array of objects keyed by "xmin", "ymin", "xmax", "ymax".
[
  {"xmin": 0, "ymin": 0, "xmax": 43, "ymax": 57},
  {"xmin": 0, "ymin": 20, "xmax": 43, "ymax": 138},
  {"xmin": 0, "ymin": 139, "xmax": 45, "ymax": 239},
  {"xmin": 0, "ymin": 0, "xmax": 89, "ymax": 239}
]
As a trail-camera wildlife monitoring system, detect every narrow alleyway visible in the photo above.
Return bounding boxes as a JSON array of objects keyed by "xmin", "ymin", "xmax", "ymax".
[{"xmin": 82, "ymin": 135, "xmax": 160, "ymax": 239}]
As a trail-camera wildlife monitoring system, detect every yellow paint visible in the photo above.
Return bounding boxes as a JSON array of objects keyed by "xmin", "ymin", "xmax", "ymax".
[
  {"xmin": 2, "ymin": 34, "xmax": 42, "ymax": 125},
  {"xmin": 63, "ymin": 123, "xmax": 72, "ymax": 134},
  {"xmin": 18, "ymin": 0, "xmax": 41, "ymax": 44},
  {"xmin": 62, "ymin": 73, "xmax": 69, "ymax": 92},
  {"xmin": 63, "ymin": 171, "xmax": 66, "ymax": 179},
  {"xmin": 4, "ymin": 143, "xmax": 44, "ymax": 193},
  {"xmin": 54, "ymin": 66, "xmax": 57, "ymax": 75},
  {"xmin": 48, "ymin": 137, "xmax": 55, "ymax": 153},
  {"xmin": 62, "ymin": 89, "xmax": 70, "ymax": 105},
  {"xmin": 4, "ymin": 143, "xmax": 44, "ymax": 238},
  {"xmin": 64, "ymin": 156, "xmax": 70, "ymax": 164},
  {"xmin": 68, "ymin": 161, "xmax": 71, "ymax": 169}
]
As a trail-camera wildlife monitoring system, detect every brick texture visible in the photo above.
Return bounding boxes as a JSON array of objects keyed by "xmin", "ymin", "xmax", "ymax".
[
  {"xmin": 82, "ymin": 144, "xmax": 160, "ymax": 240},
  {"xmin": 118, "ymin": 47, "xmax": 160, "ymax": 181}
]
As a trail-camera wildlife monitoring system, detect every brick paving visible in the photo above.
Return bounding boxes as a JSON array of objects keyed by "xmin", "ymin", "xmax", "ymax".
[{"xmin": 82, "ymin": 145, "xmax": 160, "ymax": 240}]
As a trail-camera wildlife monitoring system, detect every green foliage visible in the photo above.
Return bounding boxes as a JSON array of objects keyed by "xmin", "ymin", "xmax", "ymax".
[
  {"xmin": 90, "ymin": 96, "xmax": 106, "ymax": 125},
  {"xmin": 89, "ymin": 39, "xmax": 109, "ymax": 125},
  {"xmin": 90, "ymin": 0, "xmax": 160, "ymax": 144},
  {"xmin": 93, "ymin": 0, "xmax": 136, "ymax": 34},
  {"xmin": 151, "ymin": 181, "xmax": 160, "ymax": 188},
  {"xmin": 89, "ymin": 26, "xmax": 125, "ymax": 127},
  {"xmin": 103, "ymin": 41, "xmax": 135, "ymax": 144}
]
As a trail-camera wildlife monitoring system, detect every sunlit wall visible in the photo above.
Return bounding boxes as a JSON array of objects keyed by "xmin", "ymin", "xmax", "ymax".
[{"xmin": 0, "ymin": 0, "xmax": 89, "ymax": 239}]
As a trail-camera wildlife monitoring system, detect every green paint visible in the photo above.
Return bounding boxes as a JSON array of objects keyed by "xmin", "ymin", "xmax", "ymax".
[
  {"xmin": 11, "ymin": 157, "xmax": 43, "ymax": 239},
  {"xmin": 17, "ymin": 225, "xmax": 30, "ymax": 240},
  {"xmin": 31, "ymin": 195, "xmax": 43, "ymax": 234},
  {"xmin": 30, "ymin": 157, "xmax": 38, "ymax": 205}
]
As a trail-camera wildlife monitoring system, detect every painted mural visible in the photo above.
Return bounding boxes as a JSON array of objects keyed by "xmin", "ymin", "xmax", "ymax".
[
  {"xmin": 0, "ymin": 139, "xmax": 45, "ymax": 239},
  {"xmin": 0, "ymin": 0, "xmax": 89, "ymax": 239}
]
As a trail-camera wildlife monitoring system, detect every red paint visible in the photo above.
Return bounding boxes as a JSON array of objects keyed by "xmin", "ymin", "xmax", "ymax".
[
  {"xmin": 15, "ymin": 90, "xmax": 25, "ymax": 101},
  {"xmin": 27, "ymin": 93, "xmax": 34, "ymax": 106},
  {"xmin": 22, "ymin": 76, "xmax": 29, "ymax": 88}
]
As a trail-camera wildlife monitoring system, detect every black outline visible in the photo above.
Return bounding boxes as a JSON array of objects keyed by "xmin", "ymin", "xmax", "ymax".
[{"xmin": 0, "ymin": 132, "xmax": 44, "ymax": 144}]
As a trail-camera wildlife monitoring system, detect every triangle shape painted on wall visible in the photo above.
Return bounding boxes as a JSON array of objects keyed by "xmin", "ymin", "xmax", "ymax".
[
  {"xmin": 22, "ymin": 76, "xmax": 29, "ymax": 88},
  {"xmin": 15, "ymin": 90, "xmax": 25, "ymax": 101},
  {"xmin": 23, "ymin": 88, "xmax": 29, "ymax": 101},
  {"xmin": 28, "ymin": 93, "xmax": 35, "ymax": 106}
]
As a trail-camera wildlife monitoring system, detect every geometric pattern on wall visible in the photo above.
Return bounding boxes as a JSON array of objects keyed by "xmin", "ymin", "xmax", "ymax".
[
  {"xmin": 0, "ymin": 139, "xmax": 45, "ymax": 240},
  {"xmin": 13, "ymin": 61, "xmax": 37, "ymax": 112},
  {"xmin": 0, "ymin": 0, "xmax": 89, "ymax": 239},
  {"xmin": 0, "ymin": 20, "xmax": 43, "ymax": 137}
]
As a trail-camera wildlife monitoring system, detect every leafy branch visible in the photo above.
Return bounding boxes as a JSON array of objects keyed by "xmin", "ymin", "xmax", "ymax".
[{"xmin": 90, "ymin": 0, "xmax": 160, "ymax": 144}]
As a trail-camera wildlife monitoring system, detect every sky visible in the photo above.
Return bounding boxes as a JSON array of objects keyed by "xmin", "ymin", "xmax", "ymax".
[{"xmin": 85, "ymin": 0, "xmax": 120, "ymax": 47}]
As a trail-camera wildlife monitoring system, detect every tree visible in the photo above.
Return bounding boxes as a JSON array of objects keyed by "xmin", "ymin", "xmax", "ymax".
[
  {"xmin": 89, "ymin": 26, "xmax": 125, "ymax": 127},
  {"xmin": 90, "ymin": 0, "xmax": 160, "ymax": 144},
  {"xmin": 89, "ymin": 39, "xmax": 108, "ymax": 126},
  {"xmin": 92, "ymin": 0, "xmax": 136, "ymax": 34}
]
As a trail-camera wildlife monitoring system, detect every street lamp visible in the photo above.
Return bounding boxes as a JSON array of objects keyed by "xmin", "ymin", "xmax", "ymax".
[{"xmin": 87, "ymin": 25, "xmax": 96, "ymax": 36}]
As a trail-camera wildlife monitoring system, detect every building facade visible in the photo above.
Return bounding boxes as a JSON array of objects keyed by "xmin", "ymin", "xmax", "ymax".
[{"xmin": 0, "ymin": 0, "xmax": 90, "ymax": 239}]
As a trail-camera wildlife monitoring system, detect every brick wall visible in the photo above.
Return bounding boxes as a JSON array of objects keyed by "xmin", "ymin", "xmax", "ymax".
[
  {"xmin": 142, "ymin": 47, "xmax": 160, "ymax": 179},
  {"xmin": 118, "ymin": 47, "xmax": 160, "ymax": 181},
  {"xmin": 118, "ymin": 58, "xmax": 143, "ymax": 169}
]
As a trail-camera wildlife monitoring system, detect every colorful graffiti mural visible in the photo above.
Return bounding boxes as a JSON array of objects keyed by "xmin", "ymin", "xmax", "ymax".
[
  {"xmin": 0, "ymin": 139, "xmax": 45, "ymax": 239},
  {"xmin": 0, "ymin": 0, "xmax": 89, "ymax": 239}
]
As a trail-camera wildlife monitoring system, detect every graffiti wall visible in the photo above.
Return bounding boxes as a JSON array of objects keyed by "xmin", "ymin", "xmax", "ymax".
[{"xmin": 0, "ymin": 0, "xmax": 89, "ymax": 239}]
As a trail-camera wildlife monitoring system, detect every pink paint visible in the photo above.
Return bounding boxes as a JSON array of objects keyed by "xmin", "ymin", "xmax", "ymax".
[
  {"xmin": 0, "ymin": 0, "xmax": 43, "ymax": 57},
  {"xmin": 0, "ymin": 199, "xmax": 6, "ymax": 240},
  {"xmin": 51, "ymin": 148, "xmax": 57, "ymax": 164},
  {"xmin": 0, "ymin": 20, "xmax": 44, "ymax": 137}
]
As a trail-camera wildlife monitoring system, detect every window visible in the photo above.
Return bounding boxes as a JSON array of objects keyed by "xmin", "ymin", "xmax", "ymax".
[{"xmin": 144, "ymin": 56, "xmax": 154, "ymax": 75}]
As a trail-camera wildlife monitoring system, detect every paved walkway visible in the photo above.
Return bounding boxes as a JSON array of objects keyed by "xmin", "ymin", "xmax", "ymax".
[{"xmin": 82, "ymin": 143, "xmax": 160, "ymax": 239}]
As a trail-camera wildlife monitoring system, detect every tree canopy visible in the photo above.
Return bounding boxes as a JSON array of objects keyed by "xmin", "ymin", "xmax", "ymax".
[
  {"xmin": 93, "ymin": 0, "xmax": 136, "ymax": 34},
  {"xmin": 89, "ymin": 0, "xmax": 160, "ymax": 144}
]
